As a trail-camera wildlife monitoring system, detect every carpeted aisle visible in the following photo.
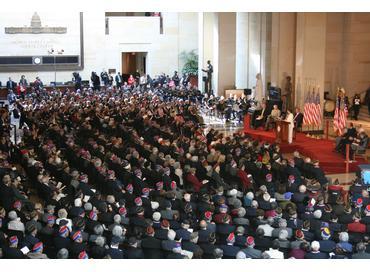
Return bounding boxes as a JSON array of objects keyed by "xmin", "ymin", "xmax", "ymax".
[{"xmin": 243, "ymin": 125, "xmax": 367, "ymax": 174}]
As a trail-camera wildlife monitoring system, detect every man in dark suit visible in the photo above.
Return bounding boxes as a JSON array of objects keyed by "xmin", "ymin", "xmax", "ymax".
[
  {"xmin": 6, "ymin": 77, "xmax": 16, "ymax": 91},
  {"xmin": 106, "ymin": 236, "xmax": 124, "ymax": 259},
  {"xmin": 311, "ymin": 160, "xmax": 328, "ymax": 186},
  {"xmin": 218, "ymin": 233, "xmax": 240, "ymax": 259},
  {"xmin": 115, "ymin": 72, "xmax": 123, "ymax": 89},
  {"xmin": 304, "ymin": 241, "xmax": 329, "ymax": 259},
  {"xmin": 141, "ymin": 227, "xmax": 163, "ymax": 258},
  {"xmin": 125, "ymin": 237, "xmax": 144, "ymax": 259},
  {"xmin": 3, "ymin": 236, "xmax": 25, "ymax": 259},
  {"xmin": 293, "ymin": 107, "xmax": 304, "ymax": 131}
]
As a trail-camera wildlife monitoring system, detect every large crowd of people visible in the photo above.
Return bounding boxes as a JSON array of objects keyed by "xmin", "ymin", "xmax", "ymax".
[{"xmin": 0, "ymin": 71, "xmax": 369, "ymax": 260}]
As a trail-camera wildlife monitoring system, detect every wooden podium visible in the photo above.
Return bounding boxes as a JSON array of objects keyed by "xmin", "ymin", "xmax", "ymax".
[{"xmin": 275, "ymin": 119, "xmax": 290, "ymax": 143}]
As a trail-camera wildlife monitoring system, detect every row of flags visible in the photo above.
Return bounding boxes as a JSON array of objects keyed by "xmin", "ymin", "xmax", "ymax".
[
  {"xmin": 303, "ymin": 91, "xmax": 322, "ymax": 126},
  {"xmin": 302, "ymin": 89, "xmax": 348, "ymax": 135}
]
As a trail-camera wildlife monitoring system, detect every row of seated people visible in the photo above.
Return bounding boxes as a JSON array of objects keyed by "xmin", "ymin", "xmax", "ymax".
[
  {"xmin": 335, "ymin": 122, "xmax": 369, "ymax": 162},
  {"xmin": 250, "ymin": 102, "xmax": 304, "ymax": 132}
]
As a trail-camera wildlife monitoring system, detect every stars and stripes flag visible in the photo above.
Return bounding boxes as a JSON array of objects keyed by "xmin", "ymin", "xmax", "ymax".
[
  {"xmin": 313, "ymin": 92, "xmax": 322, "ymax": 126},
  {"xmin": 303, "ymin": 92, "xmax": 311, "ymax": 125},
  {"xmin": 333, "ymin": 97, "xmax": 348, "ymax": 135}
]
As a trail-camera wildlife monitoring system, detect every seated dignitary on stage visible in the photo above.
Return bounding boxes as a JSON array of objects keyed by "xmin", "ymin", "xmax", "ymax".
[
  {"xmin": 251, "ymin": 102, "xmax": 268, "ymax": 129},
  {"xmin": 264, "ymin": 104, "xmax": 281, "ymax": 131}
]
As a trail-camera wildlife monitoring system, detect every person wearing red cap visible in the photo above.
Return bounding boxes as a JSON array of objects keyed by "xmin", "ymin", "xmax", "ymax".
[
  {"xmin": 141, "ymin": 226, "xmax": 163, "ymax": 259},
  {"xmin": 70, "ymin": 230, "xmax": 88, "ymax": 259},
  {"xmin": 27, "ymin": 242, "xmax": 49, "ymax": 259},
  {"xmin": 238, "ymin": 236, "xmax": 262, "ymax": 259},
  {"xmin": 53, "ymin": 225, "xmax": 71, "ymax": 252},
  {"xmin": 3, "ymin": 236, "xmax": 24, "ymax": 259},
  {"xmin": 361, "ymin": 204, "xmax": 370, "ymax": 224},
  {"xmin": 218, "ymin": 232, "xmax": 240, "ymax": 259}
]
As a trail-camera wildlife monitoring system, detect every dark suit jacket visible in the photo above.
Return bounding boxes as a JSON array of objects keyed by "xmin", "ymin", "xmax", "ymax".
[
  {"xmin": 141, "ymin": 236, "xmax": 163, "ymax": 259},
  {"xmin": 304, "ymin": 251, "xmax": 329, "ymax": 259},
  {"xmin": 6, "ymin": 80, "xmax": 16, "ymax": 90},
  {"xmin": 106, "ymin": 247, "xmax": 124, "ymax": 259},
  {"xmin": 294, "ymin": 112, "xmax": 304, "ymax": 128}
]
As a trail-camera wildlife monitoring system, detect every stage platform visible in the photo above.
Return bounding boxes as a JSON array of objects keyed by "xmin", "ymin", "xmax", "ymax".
[{"xmin": 243, "ymin": 125, "xmax": 366, "ymax": 174}]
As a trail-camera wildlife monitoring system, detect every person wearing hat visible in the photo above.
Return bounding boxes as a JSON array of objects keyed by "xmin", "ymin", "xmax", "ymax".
[
  {"xmin": 218, "ymin": 233, "xmax": 240, "ymax": 259},
  {"xmin": 69, "ymin": 230, "xmax": 88, "ymax": 259},
  {"xmin": 27, "ymin": 242, "xmax": 49, "ymax": 259},
  {"xmin": 141, "ymin": 226, "xmax": 163, "ymax": 259},
  {"xmin": 239, "ymin": 236, "xmax": 262, "ymax": 259},
  {"xmin": 53, "ymin": 225, "xmax": 71, "ymax": 252},
  {"xmin": 155, "ymin": 219, "xmax": 170, "ymax": 240},
  {"xmin": 106, "ymin": 236, "xmax": 124, "ymax": 259},
  {"xmin": 318, "ymin": 227, "xmax": 336, "ymax": 253},
  {"xmin": 2, "ymin": 235, "xmax": 24, "ymax": 259},
  {"xmin": 125, "ymin": 237, "xmax": 144, "ymax": 259},
  {"xmin": 215, "ymin": 214, "xmax": 236, "ymax": 243}
]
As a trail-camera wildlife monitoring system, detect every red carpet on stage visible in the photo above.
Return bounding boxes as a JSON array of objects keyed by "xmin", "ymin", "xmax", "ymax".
[{"xmin": 243, "ymin": 125, "xmax": 366, "ymax": 174}]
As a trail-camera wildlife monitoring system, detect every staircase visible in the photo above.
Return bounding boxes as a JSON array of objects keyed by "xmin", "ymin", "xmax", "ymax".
[{"xmin": 358, "ymin": 105, "xmax": 370, "ymax": 122}]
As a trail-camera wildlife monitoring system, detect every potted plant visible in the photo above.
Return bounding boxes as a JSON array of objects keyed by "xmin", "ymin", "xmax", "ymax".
[{"xmin": 180, "ymin": 50, "xmax": 198, "ymax": 87}]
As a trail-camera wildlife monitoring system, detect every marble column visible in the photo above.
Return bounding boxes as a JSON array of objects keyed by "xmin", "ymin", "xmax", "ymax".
[
  {"xmin": 198, "ymin": 12, "xmax": 204, "ymax": 92},
  {"xmin": 295, "ymin": 13, "xmax": 327, "ymax": 128},
  {"xmin": 235, "ymin": 12, "xmax": 249, "ymax": 89},
  {"xmin": 270, "ymin": 12, "xmax": 296, "ymax": 90},
  {"xmin": 217, "ymin": 12, "xmax": 236, "ymax": 97}
]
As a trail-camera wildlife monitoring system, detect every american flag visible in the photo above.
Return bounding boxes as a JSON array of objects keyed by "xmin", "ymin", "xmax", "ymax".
[
  {"xmin": 313, "ymin": 92, "xmax": 322, "ymax": 126},
  {"xmin": 303, "ymin": 92, "xmax": 310, "ymax": 125},
  {"xmin": 333, "ymin": 97, "xmax": 348, "ymax": 135},
  {"xmin": 303, "ymin": 92, "xmax": 315, "ymax": 125}
]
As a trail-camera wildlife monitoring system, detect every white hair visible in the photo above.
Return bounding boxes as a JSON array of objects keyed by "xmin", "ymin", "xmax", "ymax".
[
  {"xmin": 299, "ymin": 185, "xmax": 306, "ymax": 193},
  {"xmin": 112, "ymin": 225, "xmax": 123, "ymax": 237},
  {"xmin": 311, "ymin": 241, "xmax": 320, "ymax": 251},
  {"xmin": 313, "ymin": 210, "xmax": 322, "ymax": 219},
  {"xmin": 279, "ymin": 229, "xmax": 289, "ymax": 240},
  {"xmin": 167, "ymin": 229, "xmax": 176, "ymax": 240},
  {"xmin": 236, "ymin": 251, "xmax": 247, "ymax": 259},
  {"xmin": 113, "ymin": 214, "xmax": 121, "ymax": 224},
  {"xmin": 246, "ymin": 192, "xmax": 254, "ymax": 200},
  {"xmin": 339, "ymin": 232, "xmax": 349, "ymax": 242}
]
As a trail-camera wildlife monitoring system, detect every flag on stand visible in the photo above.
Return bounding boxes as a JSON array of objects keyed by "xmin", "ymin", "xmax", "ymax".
[
  {"xmin": 313, "ymin": 92, "xmax": 322, "ymax": 126},
  {"xmin": 333, "ymin": 96, "xmax": 348, "ymax": 135},
  {"xmin": 303, "ymin": 92, "xmax": 312, "ymax": 125}
]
